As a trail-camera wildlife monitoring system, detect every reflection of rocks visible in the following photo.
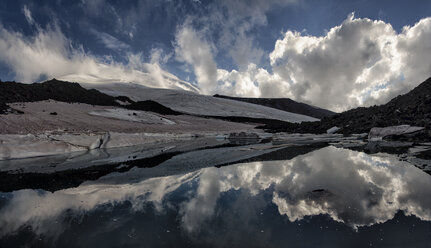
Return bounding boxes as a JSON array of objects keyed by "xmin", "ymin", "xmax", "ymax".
[
  {"xmin": 362, "ymin": 125, "xmax": 431, "ymax": 170},
  {"xmin": 227, "ymin": 132, "xmax": 260, "ymax": 145},
  {"xmin": 272, "ymin": 133, "xmax": 363, "ymax": 146},
  {"xmin": 364, "ymin": 141, "xmax": 413, "ymax": 154},
  {"xmin": 401, "ymin": 146, "xmax": 431, "ymax": 173},
  {"xmin": 228, "ymin": 132, "xmax": 259, "ymax": 139}
]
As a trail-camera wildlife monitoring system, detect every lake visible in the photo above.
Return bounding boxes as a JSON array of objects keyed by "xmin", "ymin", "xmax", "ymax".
[{"xmin": 1, "ymin": 145, "xmax": 431, "ymax": 247}]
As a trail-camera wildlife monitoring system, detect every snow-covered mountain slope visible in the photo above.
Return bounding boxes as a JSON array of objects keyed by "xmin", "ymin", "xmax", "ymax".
[
  {"xmin": 80, "ymin": 82, "xmax": 318, "ymax": 123},
  {"xmin": 59, "ymin": 72, "xmax": 200, "ymax": 93}
]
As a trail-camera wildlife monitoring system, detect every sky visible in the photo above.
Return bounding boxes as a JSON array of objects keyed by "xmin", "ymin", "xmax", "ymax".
[{"xmin": 0, "ymin": 0, "xmax": 431, "ymax": 112}]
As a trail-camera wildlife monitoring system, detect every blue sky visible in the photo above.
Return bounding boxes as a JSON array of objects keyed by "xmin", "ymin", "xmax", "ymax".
[{"xmin": 0, "ymin": 0, "xmax": 431, "ymax": 111}]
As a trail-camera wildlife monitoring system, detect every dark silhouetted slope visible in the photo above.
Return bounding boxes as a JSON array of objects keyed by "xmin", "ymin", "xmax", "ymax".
[
  {"xmin": 0, "ymin": 79, "xmax": 118, "ymax": 107},
  {"xmin": 214, "ymin": 94, "xmax": 335, "ymax": 119}
]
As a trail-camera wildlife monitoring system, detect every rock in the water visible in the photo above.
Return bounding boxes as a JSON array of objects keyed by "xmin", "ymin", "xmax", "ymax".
[
  {"xmin": 228, "ymin": 132, "xmax": 259, "ymax": 139},
  {"xmin": 368, "ymin": 125, "xmax": 425, "ymax": 141}
]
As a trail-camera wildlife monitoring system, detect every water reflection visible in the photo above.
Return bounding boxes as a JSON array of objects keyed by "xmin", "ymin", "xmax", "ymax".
[{"xmin": 1, "ymin": 146, "xmax": 431, "ymax": 247}]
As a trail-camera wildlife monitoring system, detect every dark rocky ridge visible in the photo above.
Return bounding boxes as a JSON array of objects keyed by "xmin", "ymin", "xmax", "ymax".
[
  {"xmin": 259, "ymin": 77, "xmax": 431, "ymax": 135},
  {"xmin": 0, "ymin": 79, "xmax": 181, "ymax": 116},
  {"xmin": 0, "ymin": 79, "xmax": 118, "ymax": 109},
  {"xmin": 127, "ymin": 100, "xmax": 182, "ymax": 115},
  {"xmin": 214, "ymin": 94, "xmax": 336, "ymax": 119}
]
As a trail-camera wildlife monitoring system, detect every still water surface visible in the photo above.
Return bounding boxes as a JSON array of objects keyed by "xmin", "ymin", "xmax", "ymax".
[{"xmin": 1, "ymin": 146, "xmax": 431, "ymax": 247}]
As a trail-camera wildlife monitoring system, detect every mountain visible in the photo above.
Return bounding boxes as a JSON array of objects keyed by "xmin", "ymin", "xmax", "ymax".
[
  {"xmin": 213, "ymin": 94, "xmax": 336, "ymax": 119},
  {"xmin": 259, "ymin": 77, "xmax": 431, "ymax": 134},
  {"xmin": 0, "ymin": 79, "xmax": 317, "ymax": 123},
  {"xmin": 79, "ymin": 82, "xmax": 318, "ymax": 123}
]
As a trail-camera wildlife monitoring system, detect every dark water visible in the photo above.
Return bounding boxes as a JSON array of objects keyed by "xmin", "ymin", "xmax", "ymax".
[{"xmin": 1, "ymin": 146, "xmax": 431, "ymax": 247}]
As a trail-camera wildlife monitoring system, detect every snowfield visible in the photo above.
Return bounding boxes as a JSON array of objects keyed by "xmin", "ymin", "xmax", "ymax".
[
  {"xmin": 79, "ymin": 82, "xmax": 318, "ymax": 123},
  {"xmin": 0, "ymin": 101, "xmax": 253, "ymax": 135}
]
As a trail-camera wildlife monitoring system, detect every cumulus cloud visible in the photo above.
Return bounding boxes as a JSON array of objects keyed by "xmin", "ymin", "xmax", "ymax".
[
  {"xmin": 268, "ymin": 13, "xmax": 405, "ymax": 111},
  {"xmin": 175, "ymin": 24, "xmax": 218, "ymax": 94},
  {"xmin": 177, "ymin": 13, "xmax": 431, "ymax": 111},
  {"xmin": 0, "ymin": 22, "xmax": 197, "ymax": 91},
  {"xmin": 268, "ymin": 14, "xmax": 431, "ymax": 111}
]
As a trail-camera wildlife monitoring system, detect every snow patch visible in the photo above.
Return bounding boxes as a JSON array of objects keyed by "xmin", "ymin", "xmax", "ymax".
[{"xmin": 89, "ymin": 108, "xmax": 175, "ymax": 125}]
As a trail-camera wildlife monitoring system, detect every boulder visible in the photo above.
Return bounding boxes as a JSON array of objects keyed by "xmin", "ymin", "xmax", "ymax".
[
  {"xmin": 368, "ymin": 125, "xmax": 425, "ymax": 141},
  {"xmin": 326, "ymin": 126, "xmax": 340, "ymax": 134}
]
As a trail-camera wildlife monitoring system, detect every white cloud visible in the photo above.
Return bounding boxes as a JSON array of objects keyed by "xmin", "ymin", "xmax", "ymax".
[
  {"xmin": 268, "ymin": 14, "xmax": 431, "ymax": 111},
  {"xmin": 177, "ymin": 13, "xmax": 431, "ymax": 111},
  {"xmin": 175, "ymin": 24, "xmax": 218, "ymax": 94},
  {"xmin": 204, "ymin": 0, "xmax": 299, "ymax": 70},
  {"xmin": 272, "ymin": 14, "xmax": 431, "ymax": 111},
  {"xmin": 269, "ymin": 13, "xmax": 404, "ymax": 111},
  {"xmin": 4, "ymin": 6, "xmax": 431, "ymax": 111},
  {"xmin": 0, "ymin": 23, "xmax": 198, "ymax": 92}
]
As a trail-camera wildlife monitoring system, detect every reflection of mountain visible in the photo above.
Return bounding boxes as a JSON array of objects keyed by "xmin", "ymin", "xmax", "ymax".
[
  {"xmin": 1, "ymin": 146, "xmax": 431, "ymax": 247},
  {"xmin": 0, "ymin": 141, "xmax": 322, "ymax": 192}
]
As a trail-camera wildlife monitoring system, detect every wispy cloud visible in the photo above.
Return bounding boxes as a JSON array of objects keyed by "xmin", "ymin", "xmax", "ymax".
[
  {"xmin": 91, "ymin": 29, "xmax": 131, "ymax": 52},
  {"xmin": 22, "ymin": 5, "xmax": 34, "ymax": 25},
  {"xmin": 0, "ymin": 22, "xmax": 196, "ymax": 92}
]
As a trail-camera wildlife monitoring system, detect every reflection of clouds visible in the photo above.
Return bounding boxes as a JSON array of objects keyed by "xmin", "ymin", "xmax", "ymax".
[
  {"xmin": 1, "ymin": 146, "xmax": 431, "ymax": 238},
  {"xmin": 0, "ymin": 171, "xmax": 200, "ymax": 237},
  {"xmin": 181, "ymin": 169, "xmax": 221, "ymax": 233},
  {"xmin": 180, "ymin": 146, "xmax": 431, "ymax": 231}
]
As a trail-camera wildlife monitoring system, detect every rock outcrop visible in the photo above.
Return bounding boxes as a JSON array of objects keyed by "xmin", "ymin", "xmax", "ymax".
[{"xmin": 259, "ymin": 77, "xmax": 431, "ymax": 135}]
